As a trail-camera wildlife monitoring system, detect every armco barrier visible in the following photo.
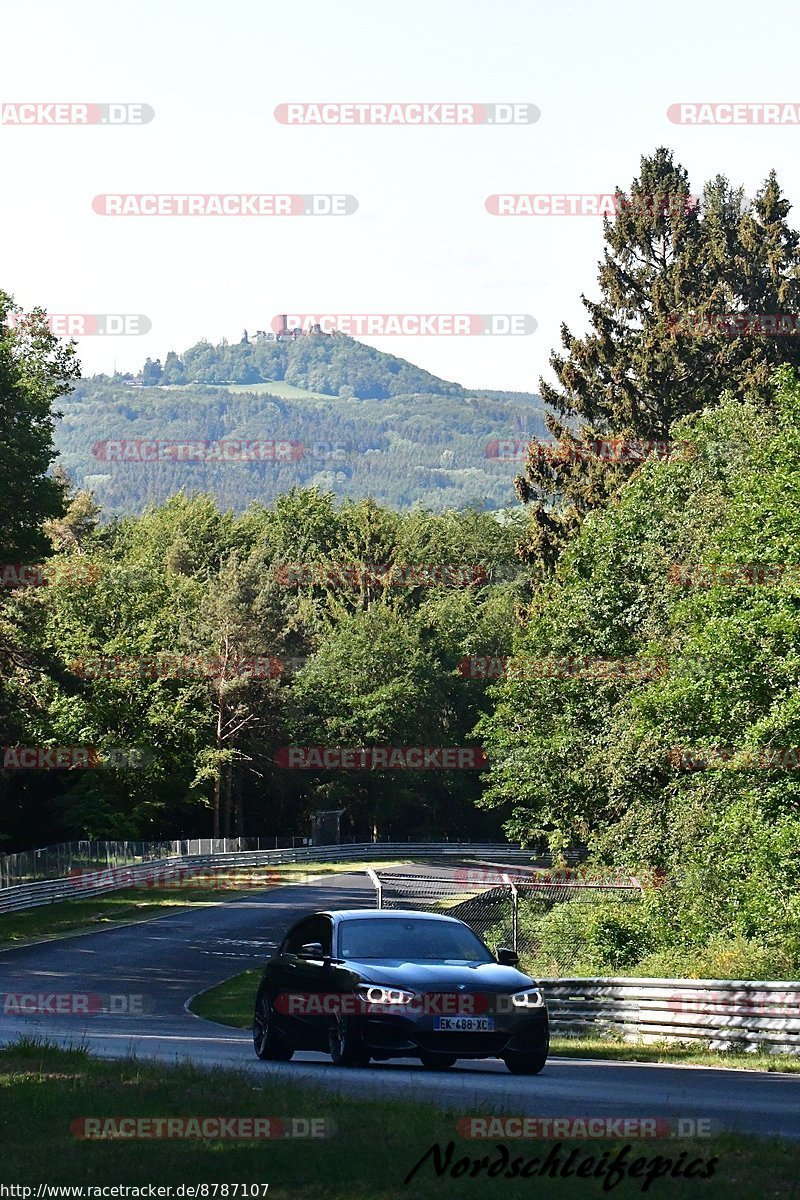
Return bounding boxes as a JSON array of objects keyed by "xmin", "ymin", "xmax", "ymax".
[
  {"xmin": 2, "ymin": 853, "xmax": 795, "ymax": 1053},
  {"xmin": 0, "ymin": 837, "xmax": 306, "ymax": 889},
  {"xmin": 541, "ymin": 977, "xmax": 800, "ymax": 1054},
  {"xmin": 0, "ymin": 842, "xmax": 546, "ymax": 915}
]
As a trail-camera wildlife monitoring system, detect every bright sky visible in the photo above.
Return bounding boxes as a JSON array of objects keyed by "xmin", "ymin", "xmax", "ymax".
[{"xmin": 3, "ymin": 0, "xmax": 799, "ymax": 392}]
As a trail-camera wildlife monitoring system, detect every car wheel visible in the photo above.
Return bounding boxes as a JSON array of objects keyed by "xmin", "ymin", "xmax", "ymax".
[
  {"xmin": 419, "ymin": 1052, "xmax": 457, "ymax": 1070},
  {"xmin": 253, "ymin": 992, "xmax": 293, "ymax": 1061},
  {"xmin": 502, "ymin": 1048, "xmax": 548, "ymax": 1075},
  {"xmin": 329, "ymin": 1016, "xmax": 370, "ymax": 1067}
]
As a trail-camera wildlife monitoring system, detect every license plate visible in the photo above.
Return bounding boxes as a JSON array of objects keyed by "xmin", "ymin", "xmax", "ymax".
[{"xmin": 433, "ymin": 1016, "xmax": 495, "ymax": 1032}]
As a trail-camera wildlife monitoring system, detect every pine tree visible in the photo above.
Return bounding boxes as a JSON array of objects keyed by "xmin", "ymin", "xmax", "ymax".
[{"xmin": 519, "ymin": 150, "xmax": 800, "ymax": 568}]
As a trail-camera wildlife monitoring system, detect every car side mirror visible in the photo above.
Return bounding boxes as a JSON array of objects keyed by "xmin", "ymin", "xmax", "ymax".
[
  {"xmin": 298, "ymin": 941, "xmax": 326, "ymax": 959},
  {"xmin": 497, "ymin": 947, "xmax": 519, "ymax": 966}
]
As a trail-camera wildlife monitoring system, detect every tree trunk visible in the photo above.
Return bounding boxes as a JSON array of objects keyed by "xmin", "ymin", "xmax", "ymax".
[
  {"xmin": 214, "ymin": 684, "xmax": 225, "ymax": 840},
  {"xmin": 212, "ymin": 772, "xmax": 221, "ymax": 840},
  {"xmin": 223, "ymin": 761, "xmax": 233, "ymax": 839},
  {"xmin": 234, "ymin": 769, "xmax": 244, "ymax": 836}
]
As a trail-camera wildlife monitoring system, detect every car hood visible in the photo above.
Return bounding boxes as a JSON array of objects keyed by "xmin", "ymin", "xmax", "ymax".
[{"xmin": 347, "ymin": 959, "xmax": 537, "ymax": 992}]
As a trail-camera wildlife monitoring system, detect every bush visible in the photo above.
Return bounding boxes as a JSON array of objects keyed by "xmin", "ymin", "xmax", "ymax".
[
  {"xmin": 509, "ymin": 896, "xmax": 658, "ymax": 977},
  {"xmin": 505, "ymin": 891, "xmax": 800, "ymax": 980},
  {"xmin": 633, "ymin": 936, "xmax": 797, "ymax": 981}
]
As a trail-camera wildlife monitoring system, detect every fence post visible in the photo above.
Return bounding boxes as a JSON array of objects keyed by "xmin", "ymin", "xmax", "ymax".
[
  {"xmin": 502, "ymin": 873, "xmax": 519, "ymax": 953},
  {"xmin": 366, "ymin": 867, "xmax": 383, "ymax": 909}
]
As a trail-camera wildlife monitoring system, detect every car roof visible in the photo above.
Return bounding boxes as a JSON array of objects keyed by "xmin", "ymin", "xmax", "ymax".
[{"xmin": 314, "ymin": 909, "xmax": 465, "ymax": 924}]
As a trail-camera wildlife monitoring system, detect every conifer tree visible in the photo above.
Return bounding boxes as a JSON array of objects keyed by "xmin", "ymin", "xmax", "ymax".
[{"xmin": 519, "ymin": 150, "xmax": 800, "ymax": 568}]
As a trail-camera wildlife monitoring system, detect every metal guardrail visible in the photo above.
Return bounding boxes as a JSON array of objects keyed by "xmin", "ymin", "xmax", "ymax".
[
  {"xmin": 2, "ymin": 846, "xmax": 796, "ymax": 1053},
  {"xmin": 0, "ymin": 836, "xmax": 567, "ymax": 889},
  {"xmin": 541, "ymin": 977, "xmax": 800, "ymax": 1054},
  {"xmin": 0, "ymin": 837, "xmax": 312, "ymax": 889},
  {"xmin": 0, "ymin": 842, "xmax": 541, "ymax": 914}
]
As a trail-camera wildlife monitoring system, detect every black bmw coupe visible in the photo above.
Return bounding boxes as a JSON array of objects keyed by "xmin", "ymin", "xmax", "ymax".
[{"xmin": 252, "ymin": 908, "xmax": 549, "ymax": 1073}]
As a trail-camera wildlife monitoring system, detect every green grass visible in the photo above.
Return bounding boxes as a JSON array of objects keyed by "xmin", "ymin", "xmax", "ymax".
[
  {"xmin": 258, "ymin": 859, "xmax": 408, "ymax": 881},
  {"xmin": 0, "ymin": 893, "xmax": 212, "ymax": 949},
  {"xmin": 190, "ymin": 968, "xmax": 261, "ymax": 1027},
  {"xmin": 551, "ymin": 1035, "xmax": 800, "ymax": 1074},
  {"xmin": 0, "ymin": 1040, "xmax": 795, "ymax": 1196},
  {"xmin": 0, "ymin": 861, "xmax": 408, "ymax": 950},
  {"xmin": 191, "ymin": 968, "xmax": 800, "ymax": 1074},
  {"xmin": 213, "ymin": 381, "xmax": 336, "ymax": 400}
]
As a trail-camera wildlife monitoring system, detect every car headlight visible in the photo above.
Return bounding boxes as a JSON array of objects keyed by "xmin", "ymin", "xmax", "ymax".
[
  {"xmin": 356, "ymin": 985, "xmax": 416, "ymax": 1006},
  {"xmin": 510, "ymin": 987, "xmax": 545, "ymax": 1008}
]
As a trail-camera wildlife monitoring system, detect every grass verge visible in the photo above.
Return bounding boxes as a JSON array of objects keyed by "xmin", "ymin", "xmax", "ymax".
[
  {"xmin": 550, "ymin": 1035, "xmax": 800, "ymax": 1074},
  {"xmin": 0, "ymin": 1040, "xmax": 795, "ymax": 1196},
  {"xmin": 189, "ymin": 969, "xmax": 800, "ymax": 1074},
  {"xmin": 189, "ymin": 968, "xmax": 262, "ymax": 1027}
]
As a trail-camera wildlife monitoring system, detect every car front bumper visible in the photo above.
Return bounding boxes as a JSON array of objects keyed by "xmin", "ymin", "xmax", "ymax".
[{"xmin": 355, "ymin": 1007, "xmax": 549, "ymax": 1059}]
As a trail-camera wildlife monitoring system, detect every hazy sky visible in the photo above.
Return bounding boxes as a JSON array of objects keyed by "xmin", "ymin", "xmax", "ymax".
[{"xmin": 3, "ymin": 0, "xmax": 799, "ymax": 391}]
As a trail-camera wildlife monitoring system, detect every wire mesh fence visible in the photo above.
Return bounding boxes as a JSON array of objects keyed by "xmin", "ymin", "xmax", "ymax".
[
  {"xmin": 0, "ymin": 837, "xmax": 313, "ymax": 889},
  {"xmin": 0, "ymin": 837, "xmax": 562, "ymax": 892},
  {"xmin": 375, "ymin": 867, "xmax": 644, "ymax": 977}
]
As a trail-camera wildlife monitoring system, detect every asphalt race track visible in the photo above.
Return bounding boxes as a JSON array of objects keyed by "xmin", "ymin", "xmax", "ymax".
[{"xmin": 0, "ymin": 866, "xmax": 798, "ymax": 1141}]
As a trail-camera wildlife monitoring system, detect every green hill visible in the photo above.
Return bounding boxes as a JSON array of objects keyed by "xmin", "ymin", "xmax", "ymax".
[
  {"xmin": 139, "ymin": 331, "xmax": 468, "ymax": 399},
  {"xmin": 56, "ymin": 335, "xmax": 546, "ymax": 516}
]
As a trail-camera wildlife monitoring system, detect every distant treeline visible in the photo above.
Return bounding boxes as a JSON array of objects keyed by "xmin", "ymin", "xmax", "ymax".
[{"xmin": 56, "ymin": 381, "xmax": 547, "ymax": 517}]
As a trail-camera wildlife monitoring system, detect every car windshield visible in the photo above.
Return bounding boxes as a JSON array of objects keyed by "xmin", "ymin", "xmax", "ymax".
[{"xmin": 339, "ymin": 917, "xmax": 493, "ymax": 962}]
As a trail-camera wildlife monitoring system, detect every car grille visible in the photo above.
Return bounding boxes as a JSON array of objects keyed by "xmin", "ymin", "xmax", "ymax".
[{"xmin": 414, "ymin": 1031, "xmax": 510, "ymax": 1055}]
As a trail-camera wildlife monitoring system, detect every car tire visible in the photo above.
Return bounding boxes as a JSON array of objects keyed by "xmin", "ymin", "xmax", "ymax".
[
  {"xmin": 253, "ymin": 992, "xmax": 293, "ymax": 1061},
  {"xmin": 502, "ymin": 1048, "xmax": 548, "ymax": 1075},
  {"xmin": 419, "ymin": 1053, "xmax": 457, "ymax": 1070},
  {"xmin": 329, "ymin": 1016, "xmax": 370, "ymax": 1067}
]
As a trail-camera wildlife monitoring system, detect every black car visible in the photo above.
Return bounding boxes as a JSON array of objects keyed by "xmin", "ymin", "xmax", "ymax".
[{"xmin": 252, "ymin": 908, "xmax": 549, "ymax": 1073}]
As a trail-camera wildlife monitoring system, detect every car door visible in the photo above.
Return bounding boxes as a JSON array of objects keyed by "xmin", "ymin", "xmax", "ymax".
[{"xmin": 272, "ymin": 914, "xmax": 334, "ymax": 1049}]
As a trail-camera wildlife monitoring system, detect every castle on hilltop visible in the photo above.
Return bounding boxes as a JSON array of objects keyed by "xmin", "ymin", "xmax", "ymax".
[{"xmin": 241, "ymin": 316, "xmax": 340, "ymax": 344}]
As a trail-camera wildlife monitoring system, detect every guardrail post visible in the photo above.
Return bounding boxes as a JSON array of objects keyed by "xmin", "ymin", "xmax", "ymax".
[
  {"xmin": 366, "ymin": 867, "xmax": 382, "ymax": 909},
  {"xmin": 502, "ymin": 873, "xmax": 519, "ymax": 953}
]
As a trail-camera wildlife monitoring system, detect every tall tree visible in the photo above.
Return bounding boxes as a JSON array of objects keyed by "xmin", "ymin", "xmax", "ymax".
[
  {"xmin": 519, "ymin": 150, "xmax": 800, "ymax": 569},
  {"xmin": 0, "ymin": 294, "xmax": 79, "ymax": 562}
]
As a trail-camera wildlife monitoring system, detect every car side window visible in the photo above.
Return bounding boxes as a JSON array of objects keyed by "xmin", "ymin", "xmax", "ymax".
[
  {"xmin": 283, "ymin": 916, "xmax": 332, "ymax": 956},
  {"xmin": 283, "ymin": 919, "xmax": 314, "ymax": 955}
]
